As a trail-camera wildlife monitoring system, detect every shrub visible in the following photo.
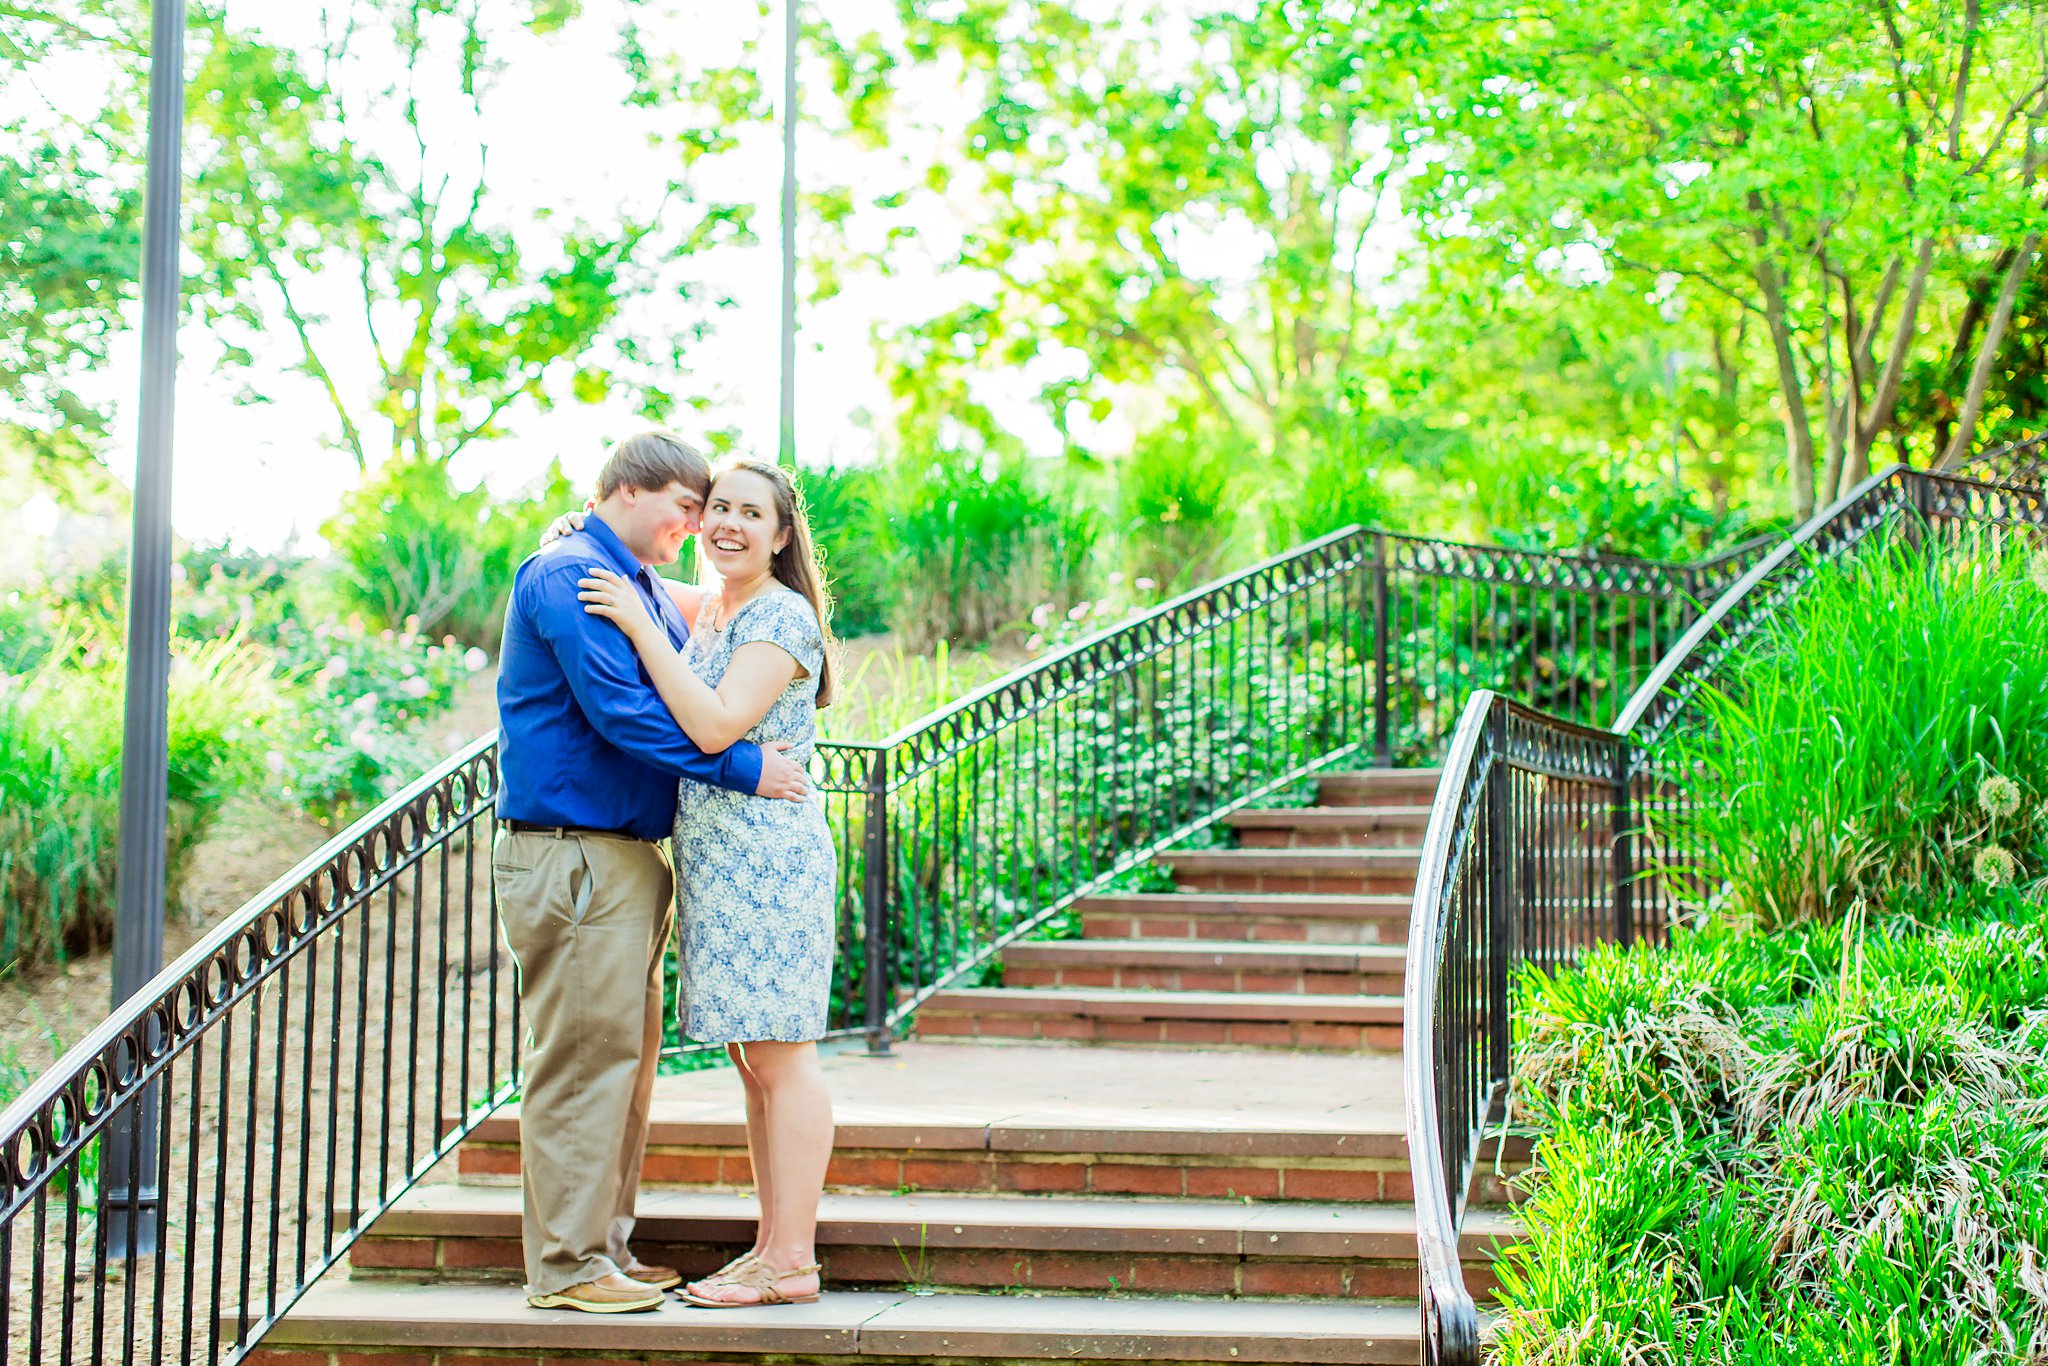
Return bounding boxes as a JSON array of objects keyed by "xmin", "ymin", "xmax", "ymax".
[
  {"xmin": 323, "ymin": 457, "xmax": 573, "ymax": 646},
  {"xmin": 264, "ymin": 616, "xmax": 487, "ymax": 823},
  {"xmin": 0, "ymin": 632, "xmax": 277, "ymax": 975},
  {"xmin": 1663, "ymin": 540, "xmax": 2048, "ymax": 929}
]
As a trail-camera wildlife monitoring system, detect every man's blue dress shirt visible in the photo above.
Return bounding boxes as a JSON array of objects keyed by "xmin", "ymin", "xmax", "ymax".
[{"xmin": 496, "ymin": 515, "xmax": 764, "ymax": 839}]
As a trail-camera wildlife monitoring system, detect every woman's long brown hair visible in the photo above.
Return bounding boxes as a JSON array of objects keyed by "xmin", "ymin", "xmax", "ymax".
[{"xmin": 713, "ymin": 459, "xmax": 838, "ymax": 707}]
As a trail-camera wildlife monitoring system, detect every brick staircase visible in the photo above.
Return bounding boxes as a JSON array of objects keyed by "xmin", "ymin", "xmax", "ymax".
[{"xmin": 247, "ymin": 769, "xmax": 1517, "ymax": 1366}]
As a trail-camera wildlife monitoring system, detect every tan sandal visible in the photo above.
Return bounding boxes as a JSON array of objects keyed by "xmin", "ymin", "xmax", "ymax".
[
  {"xmin": 679, "ymin": 1259, "xmax": 822, "ymax": 1308},
  {"xmin": 681, "ymin": 1251, "xmax": 760, "ymax": 1297}
]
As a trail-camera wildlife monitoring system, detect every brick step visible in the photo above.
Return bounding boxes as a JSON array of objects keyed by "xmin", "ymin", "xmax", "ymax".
[
  {"xmin": 1316, "ymin": 769, "xmax": 1443, "ymax": 805},
  {"xmin": 914, "ymin": 988, "xmax": 1403, "ymax": 1053},
  {"xmin": 344, "ymin": 1187, "xmax": 1513, "ymax": 1302},
  {"xmin": 1002, "ymin": 940, "xmax": 1408, "ymax": 996},
  {"xmin": 1163, "ymin": 848, "xmax": 1421, "ymax": 896},
  {"xmin": 1227, "ymin": 806, "xmax": 1434, "ymax": 849},
  {"xmin": 249, "ymin": 1282, "xmax": 1431, "ymax": 1365},
  {"xmin": 1079, "ymin": 893, "xmax": 1413, "ymax": 945},
  {"xmin": 455, "ymin": 1101, "xmax": 1438, "ymax": 1204}
]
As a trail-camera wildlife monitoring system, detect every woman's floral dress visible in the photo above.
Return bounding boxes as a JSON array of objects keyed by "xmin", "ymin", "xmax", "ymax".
[{"xmin": 672, "ymin": 586, "xmax": 835, "ymax": 1042}]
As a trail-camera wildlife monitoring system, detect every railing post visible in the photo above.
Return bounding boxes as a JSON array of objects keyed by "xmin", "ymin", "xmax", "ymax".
[
  {"xmin": 1372, "ymin": 532, "xmax": 1392, "ymax": 767},
  {"xmin": 1611, "ymin": 742, "xmax": 1636, "ymax": 948},
  {"xmin": 862, "ymin": 748, "xmax": 893, "ymax": 1056},
  {"xmin": 1484, "ymin": 702, "xmax": 1511, "ymax": 1092},
  {"xmin": 1903, "ymin": 468, "xmax": 1932, "ymax": 553}
]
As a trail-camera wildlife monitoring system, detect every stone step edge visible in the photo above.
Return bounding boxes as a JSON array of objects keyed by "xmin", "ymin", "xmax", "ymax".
[
  {"xmin": 1228, "ymin": 807, "xmax": 1434, "ymax": 824},
  {"xmin": 246, "ymin": 1283, "xmax": 1430, "ymax": 1365},
  {"xmin": 350, "ymin": 1189, "xmax": 1516, "ymax": 1263},
  {"xmin": 1163, "ymin": 850, "xmax": 1424, "ymax": 867},
  {"xmin": 919, "ymin": 988, "xmax": 1402, "ymax": 1023},
  {"xmin": 456, "ymin": 1110, "xmax": 1419, "ymax": 1161},
  {"xmin": 1078, "ymin": 893, "xmax": 1413, "ymax": 916},
  {"xmin": 455, "ymin": 1113, "xmax": 1530, "ymax": 1168},
  {"xmin": 1003, "ymin": 940, "xmax": 1407, "ymax": 970}
]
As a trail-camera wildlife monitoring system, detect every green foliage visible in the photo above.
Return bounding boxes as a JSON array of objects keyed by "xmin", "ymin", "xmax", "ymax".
[
  {"xmin": 820, "ymin": 639, "xmax": 1008, "ymax": 742},
  {"xmin": 1117, "ymin": 418, "xmax": 1240, "ymax": 591},
  {"xmin": 1663, "ymin": 541, "xmax": 2048, "ymax": 929},
  {"xmin": 0, "ymin": 2, "xmax": 142, "ymax": 473},
  {"xmin": 322, "ymin": 456, "xmax": 573, "ymax": 645},
  {"xmin": 1499, "ymin": 893, "xmax": 2048, "ymax": 1364},
  {"xmin": 798, "ymin": 463, "xmax": 893, "ymax": 637},
  {"xmin": 4, "ymin": 2, "xmax": 765, "ymax": 477},
  {"xmin": 0, "ymin": 632, "xmax": 277, "ymax": 976},
  {"xmin": 263, "ymin": 616, "xmax": 484, "ymax": 823},
  {"xmin": 1500, "ymin": 541, "xmax": 2048, "ymax": 1362},
  {"xmin": 880, "ymin": 455, "xmax": 1095, "ymax": 649},
  {"xmin": 0, "ymin": 538, "xmax": 483, "ymax": 973}
]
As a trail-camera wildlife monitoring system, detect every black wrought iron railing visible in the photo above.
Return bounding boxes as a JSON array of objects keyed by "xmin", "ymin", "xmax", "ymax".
[
  {"xmin": 0, "ymin": 517, "xmax": 1776, "ymax": 1366},
  {"xmin": 1402, "ymin": 465, "xmax": 2048, "ymax": 1365}
]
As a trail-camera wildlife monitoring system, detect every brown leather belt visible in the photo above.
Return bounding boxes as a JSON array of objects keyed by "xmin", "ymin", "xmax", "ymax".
[{"xmin": 500, "ymin": 819, "xmax": 647, "ymax": 842}]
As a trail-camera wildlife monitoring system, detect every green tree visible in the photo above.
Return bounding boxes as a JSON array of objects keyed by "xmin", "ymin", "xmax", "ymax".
[
  {"xmin": 185, "ymin": 0, "xmax": 763, "ymax": 471},
  {"xmin": 0, "ymin": 1, "xmax": 142, "ymax": 478},
  {"xmin": 848, "ymin": 2, "xmax": 1411, "ymax": 473},
  {"xmin": 1387, "ymin": 0, "xmax": 2048, "ymax": 515}
]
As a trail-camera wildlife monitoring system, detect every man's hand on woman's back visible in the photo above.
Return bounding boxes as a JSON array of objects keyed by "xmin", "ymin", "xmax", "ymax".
[{"xmin": 756, "ymin": 742, "xmax": 811, "ymax": 802}]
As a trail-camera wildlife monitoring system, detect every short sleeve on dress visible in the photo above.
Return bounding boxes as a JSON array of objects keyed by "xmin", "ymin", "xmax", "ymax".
[{"xmin": 732, "ymin": 590, "xmax": 824, "ymax": 674}]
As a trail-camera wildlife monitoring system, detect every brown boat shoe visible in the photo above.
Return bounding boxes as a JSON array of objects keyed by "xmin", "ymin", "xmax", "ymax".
[
  {"xmin": 623, "ymin": 1258, "xmax": 683, "ymax": 1291},
  {"xmin": 527, "ymin": 1272, "xmax": 666, "ymax": 1314}
]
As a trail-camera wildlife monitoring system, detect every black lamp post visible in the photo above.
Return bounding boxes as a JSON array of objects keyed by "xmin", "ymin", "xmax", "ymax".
[{"xmin": 104, "ymin": 0, "xmax": 187, "ymax": 1261}]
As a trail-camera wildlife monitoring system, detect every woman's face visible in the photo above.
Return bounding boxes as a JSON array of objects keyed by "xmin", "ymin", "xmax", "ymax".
[{"xmin": 701, "ymin": 469, "xmax": 789, "ymax": 580}]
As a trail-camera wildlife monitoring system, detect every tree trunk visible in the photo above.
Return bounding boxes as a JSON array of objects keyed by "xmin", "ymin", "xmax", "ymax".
[
  {"xmin": 1753, "ymin": 252, "xmax": 1817, "ymax": 518},
  {"xmin": 1938, "ymin": 233, "xmax": 2040, "ymax": 469},
  {"xmin": 1851, "ymin": 241, "xmax": 1935, "ymax": 483}
]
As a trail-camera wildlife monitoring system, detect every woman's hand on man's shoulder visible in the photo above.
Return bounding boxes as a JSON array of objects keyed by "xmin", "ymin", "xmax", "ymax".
[{"xmin": 539, "ymin": 505, "xmax": 592, "ymax": 548}]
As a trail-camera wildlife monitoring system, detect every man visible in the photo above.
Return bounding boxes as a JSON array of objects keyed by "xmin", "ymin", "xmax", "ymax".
[{"xmin": 493, "ymin": 431, "xmax": 810, "ymax": 1313}]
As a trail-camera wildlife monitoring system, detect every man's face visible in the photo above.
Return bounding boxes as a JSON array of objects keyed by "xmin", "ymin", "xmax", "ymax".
[{"xmin": 618, "ymin": 480, "xmax": 705, "ymax": 565}]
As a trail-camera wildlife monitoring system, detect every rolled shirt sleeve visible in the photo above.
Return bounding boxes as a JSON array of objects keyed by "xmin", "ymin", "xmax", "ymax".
[{"xmin": 524, "ymin": 562, "xmax": 766, "ymax": 795}]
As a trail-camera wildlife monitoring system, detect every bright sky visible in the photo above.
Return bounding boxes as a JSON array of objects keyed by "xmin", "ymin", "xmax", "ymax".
[{"xmin": 71, "ymin": 0, "xmax": 1078, "ymax": 552}]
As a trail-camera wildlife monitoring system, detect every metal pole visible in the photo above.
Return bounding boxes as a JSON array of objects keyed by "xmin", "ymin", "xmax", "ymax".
[
  {"xmin": 777, "ymin": 0, "xmax": 799, "ymax": 467},
  {"xmin": 104, "ymin": 0, "xmax": 187, "ymax": 1262},
  {"xmin": 862, "ymin": 750, "xmax": 892, "ymax": 1055},
  {"xmin": 1370, "ymin": 533, "xmax": 1391, "ymax": 767}
]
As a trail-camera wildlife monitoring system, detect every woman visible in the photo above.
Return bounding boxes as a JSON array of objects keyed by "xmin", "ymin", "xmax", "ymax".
[{"xmin": 574, "ymin": 459, "xmax": 839, "ymax": 1310}]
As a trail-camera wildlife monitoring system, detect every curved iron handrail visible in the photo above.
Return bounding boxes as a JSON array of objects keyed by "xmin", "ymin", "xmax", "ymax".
[
  {"xmin": 1401, "ymin": 690, "xmax": 1495, "ymax": 1366},
  {"xmin": 1402, "ymin": 463, "xmax": 2048, "ymax": 1364},
  {"xmin": 0, "ymin": 736, "xmax": 511, "ymax": 1366}
]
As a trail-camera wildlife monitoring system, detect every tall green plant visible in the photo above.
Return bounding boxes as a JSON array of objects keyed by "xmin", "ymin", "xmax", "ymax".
[
  {"xmin": 882, "ymin": 456, "xmax": 1095, "ymax": 649},
  {"xmin": 1664, "ymin": 541, "xmax": 2048, "ymax": 929},
  {"xmin": 1118, "ymin": 420, "xmax": 1240, "ymax": 591},
  {"xmin": 799, "ymin": 463, "xmax": 892, "ymax": 637},
  {"xmin": 0, "ymin": 633, "xmax": 277, "ymax": 975}
]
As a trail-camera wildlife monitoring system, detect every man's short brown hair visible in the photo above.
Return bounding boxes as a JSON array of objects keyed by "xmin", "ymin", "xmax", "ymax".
[{"xmin": 596, "ymin": 431, "xmax": 712, "ymax": 501}]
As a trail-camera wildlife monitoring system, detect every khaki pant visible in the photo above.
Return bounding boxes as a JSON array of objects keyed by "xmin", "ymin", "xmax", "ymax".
[{"xmin": 492, "ymin": 829, "xmax": 675, "ymax": 1295}]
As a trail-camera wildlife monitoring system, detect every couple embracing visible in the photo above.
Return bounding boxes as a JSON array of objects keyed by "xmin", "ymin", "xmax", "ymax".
[{"xmin": 491, "ymin": 432, "xmax": 838, "ymax": 1315}]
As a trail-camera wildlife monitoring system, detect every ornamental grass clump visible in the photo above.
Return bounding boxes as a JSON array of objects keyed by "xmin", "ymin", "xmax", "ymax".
[
  {"xmin": 1496, "ymin": 890, "xmax": 2048, "ymax": 1355},
  {"xmin": 1664, "ymin": 541, "xmax": 2048, "ymax": 930}
]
